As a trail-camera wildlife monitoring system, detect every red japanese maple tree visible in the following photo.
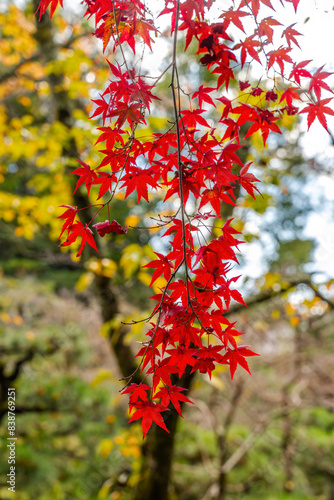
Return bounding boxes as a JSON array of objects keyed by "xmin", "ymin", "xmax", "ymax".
[{"xmin": 36, "ymin": 0, "xmax": 333, "ymax": 438}]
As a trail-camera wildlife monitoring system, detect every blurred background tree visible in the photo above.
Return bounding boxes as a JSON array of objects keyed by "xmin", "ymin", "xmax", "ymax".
[{"xmin": 0, "ymin": 2, "xmax": 333, "ymax": 500}]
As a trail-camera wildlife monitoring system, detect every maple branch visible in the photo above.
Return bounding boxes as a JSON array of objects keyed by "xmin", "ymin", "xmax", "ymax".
[
  {"xmin": 301, "ymin": 279, "xmax": 334, "ymax": 310},
  {"xmin": 142, "ymin": 63, "xmax": 173, "ymax": 85},
  {"xmin": 112, "ymin": 0, "xmax": 137, "ymax": 87},
  {"xmin": 170, "ymin": 0, "xmax": 193, "ymax": 309},
  {"xmin": 119, "ymin": 258, "xmax": 184, "ymax": 389},
  {"xmin": 226, "ymin": 275, "xmax": 333, "ymax": 316}
]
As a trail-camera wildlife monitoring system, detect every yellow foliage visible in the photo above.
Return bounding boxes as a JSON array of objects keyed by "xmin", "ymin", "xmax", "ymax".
[
  {"xmin": 114, "ymin": 435, "xmax": 125, "ymax": 445},
  {"xmin": 210, "ymin": 374, "xmax": 225, "ymax": 391},
  {"xmin": 271, "ymin": 309, "xmax": 281, "ymax": 320},
  {"xmin": 114, "ymin": 429, "xmax": 141, "ymax": 459},
  {"xmin": 97, "ymin": 484, "xmax": 111, "ymax": 500},
  {"xmin": 264, "ymin": 272, "xmax": 281, "ymax": 289},
  {"xmin": 152, "ymin": 276, "xmax": 167, "ymax": 294},
  {"xmin": 285, "ymin": 303, "xmax": 296, "ymax": 316},
  {"xmin": 106, "ymin": 414, "xmax": 116, "ymax": 424},
  {"xmin": 0, "ymin": 312, "xmax": 11, "ymax": 324},
  {"xmin": 290, "ymin": 316, "xmax": 300, "ymax": 327},
  {"xmin": 75, "ymin": 272, "xmax": 94, "ymax": 292},
  {"xmin": 279, "ymin": 113, "xmax": 297, "ymax": 130},
  {"xmin": 26, "ymin": 331, "xmax": 35, "ymax": 341},
  {"xmin": 97, "ymin": 439, "xmax": 114, "ymax": 458},
  {"xmin": 91, "ymin": 370, "xmax": 113, "ymax": 387},
  {"xmin": 110, "ymin": 493, "xmax": 121, "ymax": 500},
  {"xmin": 12, "ymin": 315, "xmax": 24, "ymax": 325},
  {"xmin": 125, "ymin": 214, "xmax": 140, "ymax": 227},
  {"xmin": 87, "ymin": 258, "xmax": 117, "ymax": 278},
  {"xmin": 137, "ymin": 271, "xmax": 152, "ymax": 287},
  {"xmin": 120, "ymin": 244, "xmax": 143, "ymax": 279},
  {"xmin": 100, "ymin": 316, "xmax": 123, "ymax": 338}
]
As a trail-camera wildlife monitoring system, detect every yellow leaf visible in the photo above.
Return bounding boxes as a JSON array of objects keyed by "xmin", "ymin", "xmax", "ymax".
[
  {"xmin": 271, "ymin": 309, "xmax": 280, "ymax": 320},
  {"xmin": 106, "ymin": 414, "xmax": 116, "ymax": 424},
  {"xmin": 210, "ymin": 375, "xmax": 225, "ymax": 391},
  {"xmin": 114, "ymin": 435, "xmax": 125, "ymax": 445},
  {"xmin": 137, "ymin": 271, "xmax": 151, "ymax": 287},
  {"xmin": 120, "ymin": 244, "xmax": 143, "ymax": 279},
  {"xmin": 290, "ymin": 316, "xmax": 300, "ymax": 327},
  {"xmin": 13, "ymin": 315, "xmax": 24, "ymax": 325},
  {"xmin": 97, "ymin": 439, "xmax": 114, "ymax": 458},
  {"xmin": 75, "ymin": 272, "xmax": 94, "ymax": 292},
  {"xmin": 0, "ymin": 312, "xmax": 11, "ymax": 323},
  {"xmin": 91, "ymin": 369, "xmax": 112, "ymax": 387},
  {"xmin": 152, "ymin": 276, "xmax": 167, "ymax": 294},
  {"xmin": 26, "ymin": 331, "xmax": 35, "ymax": 341},
  {"xmin": 125, "ymin": 214, "xmax": 140, "ymax": 228}
]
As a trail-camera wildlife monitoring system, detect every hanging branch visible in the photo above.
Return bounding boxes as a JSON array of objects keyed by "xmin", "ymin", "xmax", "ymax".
[{"xmin": 34, "ymin": 0, "xmax": 334, "ymax": 438}]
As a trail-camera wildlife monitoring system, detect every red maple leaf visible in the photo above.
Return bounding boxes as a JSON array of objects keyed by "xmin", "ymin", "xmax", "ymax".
[
  {"xmin": 134, "ymin": 19, "xmax": 159, "ymax": 50},
  {"xmin": 135, "ymin": 343, "xmax": 161, "ymax": 371},
  {"xmin": 218, "ymin": 322, "xmax": 245, "ymax": 349},
  {"xmin": 285, "ymin": 0, "xmax": 300, "ymax": 12},
  {"xmin": 129, "ymin": 401, "xmax": 169, "ymax": 438},
  {"xmin": 121, "ymin": 383, "xmax": 151, "ymax": 409},
  {"xmin": 239, "ymin": 163, "xmax": 261, "ymax": 198},
  {"xmin": 92, "ymin": 172, "xmax": 117, "ymax": 199},
  {"xmin": 120, "ymin": 167, "xmax": 158, "ymax": 202},
  {"xmin": 57, "ymin": 205, "xmax": 78, "ymax": 239},
  {"xmin": 61, "ymin": 221, "xmax": 98, "ymax": 257},
  {"xmin": 279, "ymin": 87, "xmax": 302, "ymax": 106},
  {"xmin": 143, "ymin": 252, "xmax": 173, "ymax": 286},
  {"xmin": 243, "ymin": 107, "xmax": 282, "ymax": 145},
  {"xmin": 166, "ymin": 345, "xmax": 196, "ymax": 377},
  {"xmin": 221, "ymin": 118, "xmax": 240, "ymax": 142},
  {"xmin": 238, "ymin": 0, "xmax": 274, "ymax": 18},
  {"xmin": 154, "ymin": 385, "xmax": 193, "ymax": 417},
  {"xmin": 90, "ymin": 95, "xmax": 110, "ymax": 123},
  {"xmin": 95, "ymin": 127, "xmax": 125, "ymax": 149},
  {"xmin": 199, "ymin": 185, "xmax": 236, "ymax": 217},
  {"xmin": 70, "ymin": 161, "xmax": 98, "ymax": 196},
  {"xmin": 289, "ymin": 60, "xmax": 312, "ymax": 85},
  {"xmin": 128, "ymin": 77, "xmax": 161, "ymax": 112},
  {"xmin": 309, "ymin": 66, "xmax": 333, "ymax": 101},
  {"xmin": 300, "ymin": 98, "xmax": 334, "ymax": 132},
  {"xmin": 180, "ymin": 109, "xmax": 210, "ymax": 130},
  {"xmin": 265, "ymin": 90, "xmax": 278, "ymax": 102},
  {"xmin": 221, "ymin": 346, "xmax": 259, "ymax": 379},
  {"xmin": 267, "ymin": 47, "xmax": 293, "ymax": 74},
  {"xmin": 234, "ymin": 37, "xmax": 261, "ymax": 68},
  {"xmin": 216, "ymin": 96, "xmax": 233, "ymax": 119},
  {"xmin": 192, "ymin": 86, "xmax": 216, "ymax": 108},
  {"xmin": 282, "ymin": 23, "xmax": 302, "ymax": 49},
  {"xmin": 108, "ymin": 102, "xmax": 143, "ymax": 129},
  {"xmin": 239, "ymin": 80, "xmax": 251, "ymax": 91},
  {"xmin": 258, "ymin": 17, "xmax": 282, "ymax": 44},
  {"xmin": 93, "ymin": 220, "xmax": 128, "ymax": 237},
  {"xmin": 147, "ymin": 358, "xmax": 177, "ymax": 389},
  {"xmin": 35, "ymin": 0, "xmax": 63, "ymax": 19},
  {"xmin": 192, "ymin": 344, "xmax": 225, "ymax": 378},
  {"xmin": 219, "ymin": 8, "xmax": 249, "ymax": 33}
]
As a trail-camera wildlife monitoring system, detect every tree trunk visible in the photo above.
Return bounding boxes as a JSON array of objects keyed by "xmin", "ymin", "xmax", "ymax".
[{"xmin": 134, "ymin": 369, "xmax": 195, "ymax": 500}]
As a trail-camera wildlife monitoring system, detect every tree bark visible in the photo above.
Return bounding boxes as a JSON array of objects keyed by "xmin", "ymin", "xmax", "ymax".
[{"xmin": 134, "ymin": 369, "xmax": 195, "ymax": 500}]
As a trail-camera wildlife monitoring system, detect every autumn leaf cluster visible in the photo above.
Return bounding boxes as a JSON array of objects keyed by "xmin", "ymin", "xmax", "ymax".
[{"xmin": 36, "ymin": 0, "xmax": 333, "ymax": 437}]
